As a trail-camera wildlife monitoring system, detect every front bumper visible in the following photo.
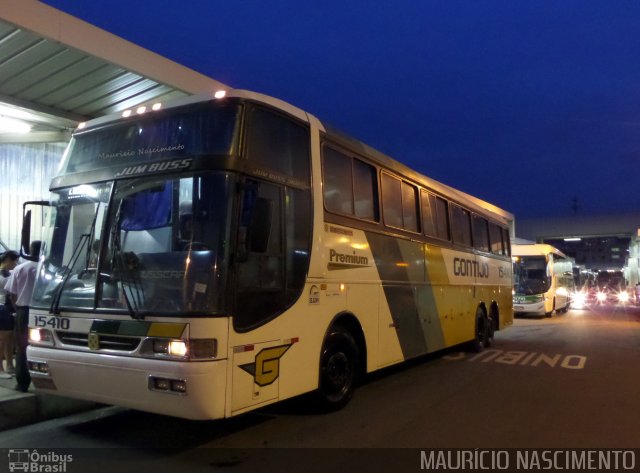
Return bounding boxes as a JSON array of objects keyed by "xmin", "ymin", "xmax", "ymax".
[
  {"xmin": 28, "ymin": 345, "xmax": 228, "ymax": 420},
  {"xmin": 512, "ymin": 300, "xmax": 546, "ymax": 316}
]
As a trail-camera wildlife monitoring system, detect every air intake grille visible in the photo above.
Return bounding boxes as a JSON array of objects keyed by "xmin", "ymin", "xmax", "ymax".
[{"xmin": 57, "ymin": 331, "xmax": 141, "ymax": 351}]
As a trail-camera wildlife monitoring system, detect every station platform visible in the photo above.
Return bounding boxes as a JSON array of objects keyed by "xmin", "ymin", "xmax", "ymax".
[{"xmin": 0, "ymin": 373, "xmax": 99, "ymax": 431}]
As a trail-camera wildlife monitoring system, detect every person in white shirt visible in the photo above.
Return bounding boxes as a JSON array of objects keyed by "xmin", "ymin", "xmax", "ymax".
[
  {"xmin": 5, "ymin": 241, "xmax": 41, "ymax": 392},
  {"xmin": 0, "ymin": 250, "xmax": 19, "ymax": 378}
]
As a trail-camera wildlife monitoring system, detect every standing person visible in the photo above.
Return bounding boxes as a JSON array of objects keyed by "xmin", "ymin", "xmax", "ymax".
[
  {"xmin": 0, "ymin": 250, "xmax": 19, "ymax": 378},
  {"xmin": 5, "ymin": 241, "xmax": 41, "ymax": 392}
]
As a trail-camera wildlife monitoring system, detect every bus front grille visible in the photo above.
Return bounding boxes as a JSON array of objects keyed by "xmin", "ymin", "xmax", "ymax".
[{"xmin": 57, "ymin": 331, "xmax": 141, "ymax": 351}]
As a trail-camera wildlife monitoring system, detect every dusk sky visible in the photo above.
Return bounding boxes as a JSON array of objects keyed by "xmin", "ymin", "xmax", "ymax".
[{"xmin": 43, "ymin": 0, "xmax": 640, "ymax": 219}]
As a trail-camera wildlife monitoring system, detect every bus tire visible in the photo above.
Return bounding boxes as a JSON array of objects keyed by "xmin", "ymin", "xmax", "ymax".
[
  {"xmin": 545, "ymin": 299, "xmax": 555, "ymax": 318},
  {"xmin": 317, "ymin": 326, "xmax": 359, "ymax": 410},
  {"xmin": 469, "ymin": 308, "xmax": 490, "ymax": 353},
  {"xmin": 486, "ymin": 312, "xmax": 495, "ymax": 346}
]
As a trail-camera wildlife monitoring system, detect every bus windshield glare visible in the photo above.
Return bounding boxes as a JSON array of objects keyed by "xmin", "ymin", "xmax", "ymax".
[
  {"xmin": 513, "ymin": 256, "xmax": 550, "ymax": 295},
  {"xmin": 32, "ymin": 172, "xmax": 235, "ymax": 317}
]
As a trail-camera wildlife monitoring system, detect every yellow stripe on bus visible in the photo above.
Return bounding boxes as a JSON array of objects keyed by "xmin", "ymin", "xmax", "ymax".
[{"xmin": 147, "ymin": 323, "xmax": 187, "ymax": 338}]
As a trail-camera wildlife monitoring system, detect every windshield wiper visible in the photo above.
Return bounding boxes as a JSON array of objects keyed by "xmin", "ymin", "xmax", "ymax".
[
  {"xmin": 50, "ymin": 204, "xmax": 102, "ymax": 314},
  {"xmin": 49, "ymin": 232, "xmax": 91, "ymax": 315},
  {"xmin": 109, "ymin": 204, "xmax": 145, "ymax": 320}
]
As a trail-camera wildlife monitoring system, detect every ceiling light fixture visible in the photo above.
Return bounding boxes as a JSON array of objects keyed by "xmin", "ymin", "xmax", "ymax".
[{"xmin": 0, "ymin": 116, "xmax": 31, "ymax": 134}]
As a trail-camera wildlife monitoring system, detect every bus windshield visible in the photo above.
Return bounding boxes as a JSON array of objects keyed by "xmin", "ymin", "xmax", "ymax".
[
  {"xmin": 32, "ymin": 172, "xmax": 235, "ymax": 317},
  {"xmin": 513, "ymin": 255, "xmax": 550, "ymax": 295},
  {"xmin": 60, "ymin": 102, "xmax": 240, "ymax": 175},
  {"xmin": 596, "ymin": 270, "xmax": 625, "ymax": 291}
]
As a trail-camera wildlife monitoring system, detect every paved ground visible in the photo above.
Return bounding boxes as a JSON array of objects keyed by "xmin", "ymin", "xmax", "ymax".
[{"xmin": 0, "ymin": 371, "xmax": 98, "ymax": 431}]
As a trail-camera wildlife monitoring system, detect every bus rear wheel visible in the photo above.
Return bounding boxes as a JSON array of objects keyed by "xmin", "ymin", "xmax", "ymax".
[
  {"xmin": 486, "ymin": 312, "xmax": 495, "ymax": 345},
  {"xmin": 317, "ymin": 326, "xmax": 359, "ymax": 410},
  {"xmin": 469, "ymin": 308, "xmax": 490, "ymax": 353}
]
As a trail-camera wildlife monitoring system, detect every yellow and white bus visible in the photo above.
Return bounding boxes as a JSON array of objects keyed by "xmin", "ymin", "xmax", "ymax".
[
  {"xmin": 512, "ymin": 243, "xmax": 574, "ymax": 317},
  {"xmin": 23, "ymin": 89, "xmax": 513, "ymax": 419}
]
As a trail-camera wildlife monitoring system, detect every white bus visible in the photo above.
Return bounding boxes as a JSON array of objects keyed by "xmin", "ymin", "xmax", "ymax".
[
  {"xmin": 23, "ymin": 89, "xmax": 513, "ymax": 419},
  {"xmin": 512, "ymin": 243, "xmax": 574, "ymax": 317}
]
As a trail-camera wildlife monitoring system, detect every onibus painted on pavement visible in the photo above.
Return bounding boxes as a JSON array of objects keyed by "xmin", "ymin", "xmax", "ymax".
[
  {"xmin": 512, "ymin": 243, "xmax": 574, "ymax": 317},
  {"xmin": 22, "ymin": 89, "xmax": 513, "ymax": 420}
]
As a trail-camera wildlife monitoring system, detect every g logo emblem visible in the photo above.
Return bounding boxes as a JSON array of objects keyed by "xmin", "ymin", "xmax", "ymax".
[
  {"xmin": 88, "ymin": 332, "xmax": 100, "ymax": 350},
  {"xmin": 239, "ymin": 344, "xmax": 292, "ymax": 387}
]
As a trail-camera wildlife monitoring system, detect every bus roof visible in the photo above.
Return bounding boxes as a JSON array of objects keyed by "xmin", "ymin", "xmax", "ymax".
[
  {"xmin": 75, "ymin": 88, "xmax": 514, "ymax": 227},
  {"xmin": 512, "ymin": 242, "xmax": 568, "ymax": 259}
]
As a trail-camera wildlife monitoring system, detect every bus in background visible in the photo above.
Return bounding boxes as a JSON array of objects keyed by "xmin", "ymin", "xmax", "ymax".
[
  {"xmin": 592, "ymin": 269, "xmax": 631, "ymax": 305},
  {"xmin": 512, "ymin": 243, "xmax": 574, "ymax": 317},
  {"xmin": 21, "ymin": 89, "xmax": 513, "ymax": 420}
]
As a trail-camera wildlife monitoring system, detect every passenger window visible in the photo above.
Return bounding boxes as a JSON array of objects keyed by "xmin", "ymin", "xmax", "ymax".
[
  {"xmin": 402, "ymin": 181, "xmax": 419, "ymax": 232},
  {"xmin": 451, "ymin": 204, "xmax": 472, "ymax": 247},
  {"xmin": 489, "ymin": 222, "xmax": 503, "ymax": 255},
  {"xmin": 421, "ymin": 190, "xmax": 436, "ymax": 237},
  {"xmin": 381, "ymin": 173, "xmax": 403, "ymax": 228},
  {"xmin": 322, "ymin": 146, "xmax": 379, "ymax": 222},
  {"xmin": 422, "ymin": 190, "xmax": 450, "ymax": 241},
  {"xmin": 381, "ymin": 173, "xmax": 420, "ymax": 232},
  {"xmin": 245, "ymin": 106, "xmax": 310, "ymax": 184},
  {"xmin": 502, "ymin": 228, "xmax": 511, "ymax": 256},
  {"xmin": 353, "ymin": 158, "xmax": 378, "ymax": 221},
  {"xmin": 322, "ymin": 147, "xmax": 353, "ymax": 215},
  {"xmin": 472, "ymin": 215, "xmax": 490, "ymax": 252},
  {"xmin": 434, "ymin": 195, "xmax": 450, "ymax": 240}
]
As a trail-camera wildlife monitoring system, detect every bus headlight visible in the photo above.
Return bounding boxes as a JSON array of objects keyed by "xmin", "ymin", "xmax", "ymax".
[
  {"xmin": 571, "ymin": 291, "xmax": 586, "ymax": 308},
  {"xmin": 596, "ymin": 291, "xmax": 607, "ymax": 302},
  {"xmin": 149, "ymin": 338, "xmax": 187, "ymax": 358},
  {"xmin": 617, "ymin": 291, "xmax": 630, "ymax": 303},
  {"xmin": 168, "ymin": 340, "xmax": 187, "ymax": 357},
  {"xmin": 29, "ymin": 328, "xmax": 54, "ymax": 346},
  {"xmin": 141, "ymin": 338, "xmax": 217, "ymax": 360}
]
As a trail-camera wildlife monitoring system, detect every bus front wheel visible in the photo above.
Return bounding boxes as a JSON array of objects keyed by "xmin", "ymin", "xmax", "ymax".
[
  {"xmin": 545, "ymin": 299, "xmax": 556, "ymax": 318},
  {"xmin": 317, "ymin": 326, "xmax": 359, "ymax": 410}
]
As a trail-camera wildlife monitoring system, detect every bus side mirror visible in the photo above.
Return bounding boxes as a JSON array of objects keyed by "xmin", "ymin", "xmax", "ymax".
[
  {"xmin": 21, "ymin": 209, "xmax": 32, "ymax": 256},
  {"xmin": 21, "ymin": 200, "xmax": 49, "ymax": 261}
]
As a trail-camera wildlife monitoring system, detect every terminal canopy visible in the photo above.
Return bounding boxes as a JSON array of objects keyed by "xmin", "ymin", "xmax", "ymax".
[{"xmin": 0, "ymin": 0, "xmax": 228, "ymax": 144}]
